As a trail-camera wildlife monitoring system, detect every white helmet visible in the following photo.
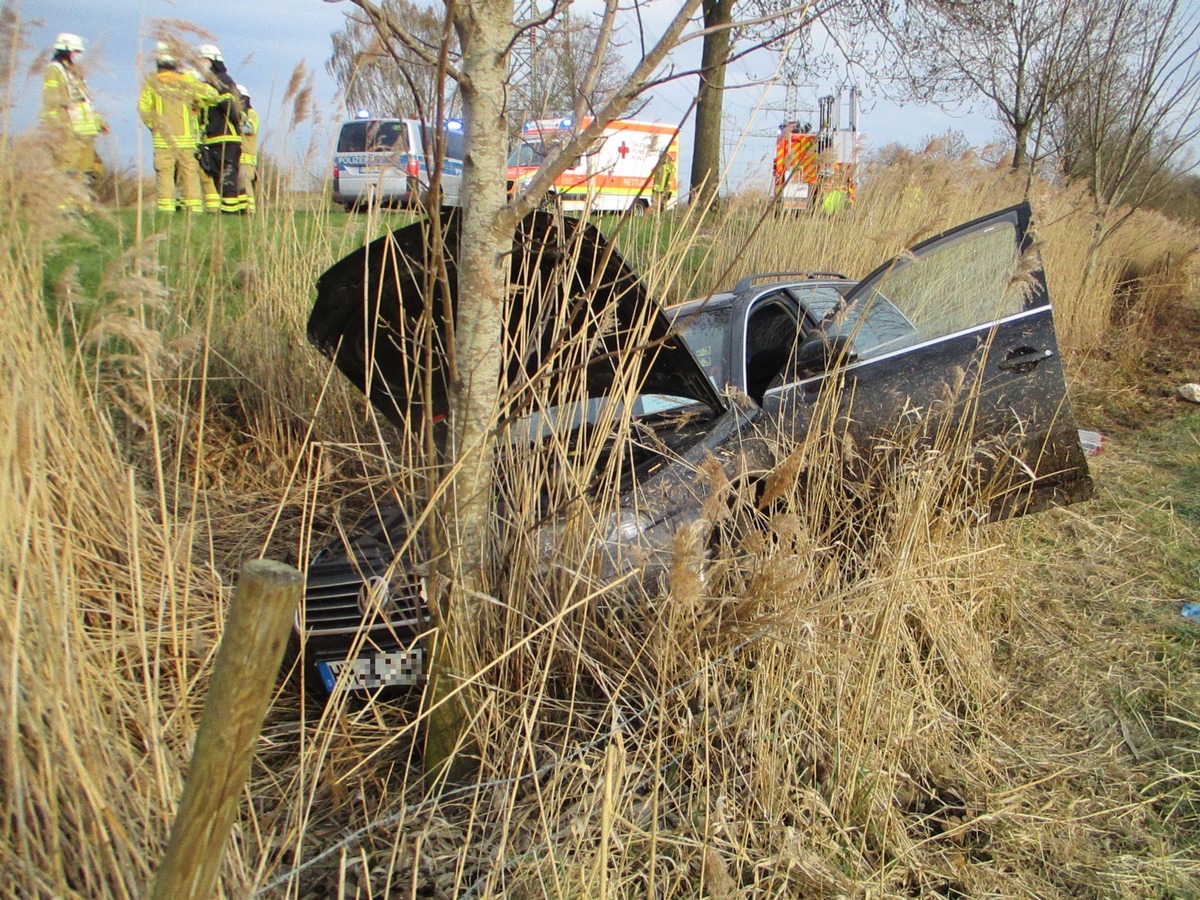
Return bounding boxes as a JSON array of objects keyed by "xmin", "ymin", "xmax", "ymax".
[
  {"xmin": 53, "ymin": 32, "xmax": 85, "ymax": 54},
  {"xmin": 154, "ymin": 41, "xmax": 175, "ymax": 65},
  {"xmin": 236, "ymin": 83, "xmax": 249, "ymax": 98},
  {"xmin": 197, "ymin": 43, "xmax": 222, "ymax": 63}
]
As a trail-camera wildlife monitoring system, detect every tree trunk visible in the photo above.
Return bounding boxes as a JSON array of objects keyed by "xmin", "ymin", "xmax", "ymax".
[
  {"xmin": 689, "ymin": 0, "xmax": 733, "ymax": 211},
  {"xmin": 1011, "ymin": 118, "xmax": 1031, "ymax": 172},
  {"xmin": 423, "ymin": 0, "xmax": 514, "ymax": 787}
]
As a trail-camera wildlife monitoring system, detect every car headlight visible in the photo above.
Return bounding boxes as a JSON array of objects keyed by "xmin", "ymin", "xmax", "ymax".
[
  {"xmin": 603, "ymin": 509, "xmax": 653, "ymax": 546},
  {"xmin": 535, "ymin": 509, "xmax": 653, "ymax": 562}
]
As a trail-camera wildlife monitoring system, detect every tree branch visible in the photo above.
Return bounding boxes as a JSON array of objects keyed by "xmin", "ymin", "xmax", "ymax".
[
  {"xmin": 342, "ymin": 0, "xmax": 464, "ymax": 81},
  {"xmin": 500, "ymin": 0, "xmax": 706, "ymax": 228}
]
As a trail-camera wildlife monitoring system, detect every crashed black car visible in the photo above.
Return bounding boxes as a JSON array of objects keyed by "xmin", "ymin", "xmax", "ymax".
[{"xmin": 296, "ymin": 203, "xmax": 1093, "ymax": 697}]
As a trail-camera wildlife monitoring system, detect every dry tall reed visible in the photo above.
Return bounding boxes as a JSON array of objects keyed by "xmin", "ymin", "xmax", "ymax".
[{"xmin": 0, "ymin": 102, "xmax": 1197, "ymax": 900}]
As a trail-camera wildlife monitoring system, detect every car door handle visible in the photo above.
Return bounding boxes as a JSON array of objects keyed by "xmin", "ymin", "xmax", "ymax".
[{"xmin": 998, "ymin": 346, "xmax": 1053, "ymax": 373}]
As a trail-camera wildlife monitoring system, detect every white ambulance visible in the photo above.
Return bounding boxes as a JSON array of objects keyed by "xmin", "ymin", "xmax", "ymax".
[{"xmin": 506, "ymin": 118, "xmax": 679, "ymax": 214}]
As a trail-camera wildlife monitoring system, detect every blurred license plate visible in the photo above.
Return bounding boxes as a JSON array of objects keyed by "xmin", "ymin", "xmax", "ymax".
[{"xmin": 318, "ymin": 649, "xmax": 424, "ymax": 694}]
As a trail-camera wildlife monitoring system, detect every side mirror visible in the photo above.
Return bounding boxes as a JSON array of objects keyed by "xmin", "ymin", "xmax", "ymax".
[{"xmin": 792, "ymin": 331, "xmax": 859, "ymax": 378}]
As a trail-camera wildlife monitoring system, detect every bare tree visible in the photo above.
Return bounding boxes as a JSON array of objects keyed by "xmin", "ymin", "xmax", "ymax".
[
  {"xmin": 331, "ymin": 1, "xmax": 626, "ymax": 131},
  {"xmin": 328, "ymin": 0, "xmax": 460, "ymax": 119},
  {"xmin": 331, "ymin": 0, "xmax": 844, "ymax": 785},
  {"xmin": 1051, "ymin": 0, "xmax": 1200, "ymax": 251},
  {"xmin": 878, "ymin": 0, "xmax": 1105, "ymax": 173},
  {"xmin": 335, "ymin": 0, "xmax": 709, "ymax": 784},
  {"xmin": 690, "ymin": 0, "xmax": 734, "ymax": 210},
  {"xmin": 510, "ymin": 7, "xmax": 628, "ymax": 126}
]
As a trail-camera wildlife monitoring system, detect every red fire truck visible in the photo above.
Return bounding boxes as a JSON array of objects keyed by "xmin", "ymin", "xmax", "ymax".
[{"xmin": 773, "ymin": 88, "xmax": 860, "ymax": 213}]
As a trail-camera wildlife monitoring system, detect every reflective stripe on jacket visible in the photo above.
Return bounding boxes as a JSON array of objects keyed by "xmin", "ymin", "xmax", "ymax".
[
  {"xmin": 240, "ymin": 108, "xmax": 259, "ymax": 165},
  {"xmin": 139, "ymin": 70, "xmax": 218, "ymax": 150},
  {"xmin": 42, "ymin": 60, "xmax": 103, "ymax": 136}
]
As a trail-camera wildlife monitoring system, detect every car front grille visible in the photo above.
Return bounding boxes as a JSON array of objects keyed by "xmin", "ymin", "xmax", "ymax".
[{"xmin": 300, "ymin": 553, "xmax": 428, "ymax": 640}]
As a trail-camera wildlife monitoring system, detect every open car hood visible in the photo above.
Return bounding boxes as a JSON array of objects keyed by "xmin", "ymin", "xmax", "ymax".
[{"xmin": 309, "ymin": 211, "xmax": 725, "ymax": 427}]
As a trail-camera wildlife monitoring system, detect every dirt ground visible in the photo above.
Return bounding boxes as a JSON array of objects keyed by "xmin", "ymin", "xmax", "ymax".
[{"xmin": 1076, "ymin": 276, "xmax": 1200, "ymax": 431}]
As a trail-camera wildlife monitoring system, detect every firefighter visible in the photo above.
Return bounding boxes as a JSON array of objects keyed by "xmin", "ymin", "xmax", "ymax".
[
  {"xmin": 821, "ymin": 187, "xmax": 848, "ymax": 216},
  {"xmin": 41, "ymin": 32, "xmax": 107, "ymax": 205},
  {"xmin": 236, "ymin": 84, "xmax": 259, "ymax": 214},
  {"xmin": 652, "ymin": 150, "xmax": 676, "ymax": 213},
  {"xmin": 138, "ymin": 42, "xmax": 218, "ymax": 214},
  {"xmin": 196, "ymin": 43, "xmax": 244, "ymax": 214}
]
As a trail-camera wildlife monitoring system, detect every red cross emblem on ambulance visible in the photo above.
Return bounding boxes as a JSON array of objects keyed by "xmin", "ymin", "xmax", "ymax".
[{"xmin": 618, "ymin": 142, "xmax": 629, "ymax": 158}]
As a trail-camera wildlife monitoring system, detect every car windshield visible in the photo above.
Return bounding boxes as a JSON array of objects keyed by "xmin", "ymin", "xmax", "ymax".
[
  {"xmin": 337, "ymin": 121, "xmax": 408, "ymax": 153},
  {"xmin": 670, "ymin": 286, "xmax": 853, "ymax": 395},
  {"xmin": 508, "ymin": 129, "xmax": 573, "ymax": 168},
  {"xmin": 508, "ymin": 138, "xmax": 551, "ymax": 168},
  {"xmin": 672, "ymin": 305, "xmax": 733, "ymax": 392}
]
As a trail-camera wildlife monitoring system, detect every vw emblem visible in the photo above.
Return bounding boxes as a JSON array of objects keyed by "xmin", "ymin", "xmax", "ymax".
[{"xmin": 357, "ymin": 575, "xmax": 392, "ymax": 616}]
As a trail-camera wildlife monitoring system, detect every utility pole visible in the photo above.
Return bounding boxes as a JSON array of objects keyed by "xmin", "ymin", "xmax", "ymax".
[{"xmin": 510, "ymin": 0, "xmax": 538, "ymax": 130}]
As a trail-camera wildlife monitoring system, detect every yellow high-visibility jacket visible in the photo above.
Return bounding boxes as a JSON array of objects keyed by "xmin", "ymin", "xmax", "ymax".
[
  {"xmin": 42, "ymin": 60, "xmax": 104, "ymax": 136},
  {"xmin": 240, "ymin": 108, "xmax": 260, "ymax": 166},
  {"xmin": 653, "ymin": 156, "xmax": 676, "ymax": 193},
  {"xmin": 139, "ymin": 70, "xmax": 218, "ymax": 150}
]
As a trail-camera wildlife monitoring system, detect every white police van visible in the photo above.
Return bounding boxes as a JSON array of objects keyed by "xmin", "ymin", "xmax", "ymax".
[{"xmin": 332, "ymin": 115, "xmax": 465, "ymax": 211}]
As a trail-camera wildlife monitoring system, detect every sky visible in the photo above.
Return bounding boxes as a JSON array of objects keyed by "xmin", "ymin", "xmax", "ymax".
[{"xmin": 14, "ymin": 0, "xmax": 1003, "ymax": 192}]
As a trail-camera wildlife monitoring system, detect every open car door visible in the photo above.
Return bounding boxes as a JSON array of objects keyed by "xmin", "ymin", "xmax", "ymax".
[{"xmin": 767, "ymin": 202, "xmax": 1093, "ymax": 519}]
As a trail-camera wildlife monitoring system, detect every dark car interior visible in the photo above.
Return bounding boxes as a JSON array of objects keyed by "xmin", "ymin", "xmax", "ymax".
[
  {"xmin": 744, "ymin": 295, "xmax": 801, "ymax": 402},
  {"xmin": 337, "ymin": 120, "xmax": 407, "ymax": 153}
]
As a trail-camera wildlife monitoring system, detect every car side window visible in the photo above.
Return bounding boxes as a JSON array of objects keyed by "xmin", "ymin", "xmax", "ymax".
[
  {"xmin": 417, "ymin": 124, "xmax": 465, "ymax": 161},
  {"xmin": 374, "ymin": 122, "xmax": 406, "ymax": 151},
  {"xmin": 841, "ymin": 220, "xmax": 1027, "ymax": 359},
  {"xmin": 825, "ymin": 294, "xmax": 919, "ymax": 359}
]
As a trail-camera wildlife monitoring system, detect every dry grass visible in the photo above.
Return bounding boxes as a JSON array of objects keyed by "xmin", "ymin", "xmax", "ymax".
[
  {"xmin": 622, "ymin": 148, "xmax": 1200, "ymax": 369},
  {"xmin": 1, "ymin": 105, "xmax": 1198, "ymax": 900}
]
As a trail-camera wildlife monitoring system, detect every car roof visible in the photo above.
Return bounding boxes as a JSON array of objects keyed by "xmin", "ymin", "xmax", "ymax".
[
  {"xmin": 340, "ymin": 117, "xmax": 409, "ymax": 125},
  {"xmin": 667, "ymin": 292, "xmax": 736, "ymax": 320},
  {"xmin": 730, "ymin": 271, "xmax": 852, "ymax": 294},
  {"xmin": 667, "ymin": 273, "xmax": 854, "ymax": 320}
]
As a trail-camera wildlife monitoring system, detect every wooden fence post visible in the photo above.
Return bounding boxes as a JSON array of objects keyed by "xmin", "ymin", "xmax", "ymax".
[{"xmin": 150, "ymin": 558, "xmax": 302, "ymax": 900}]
